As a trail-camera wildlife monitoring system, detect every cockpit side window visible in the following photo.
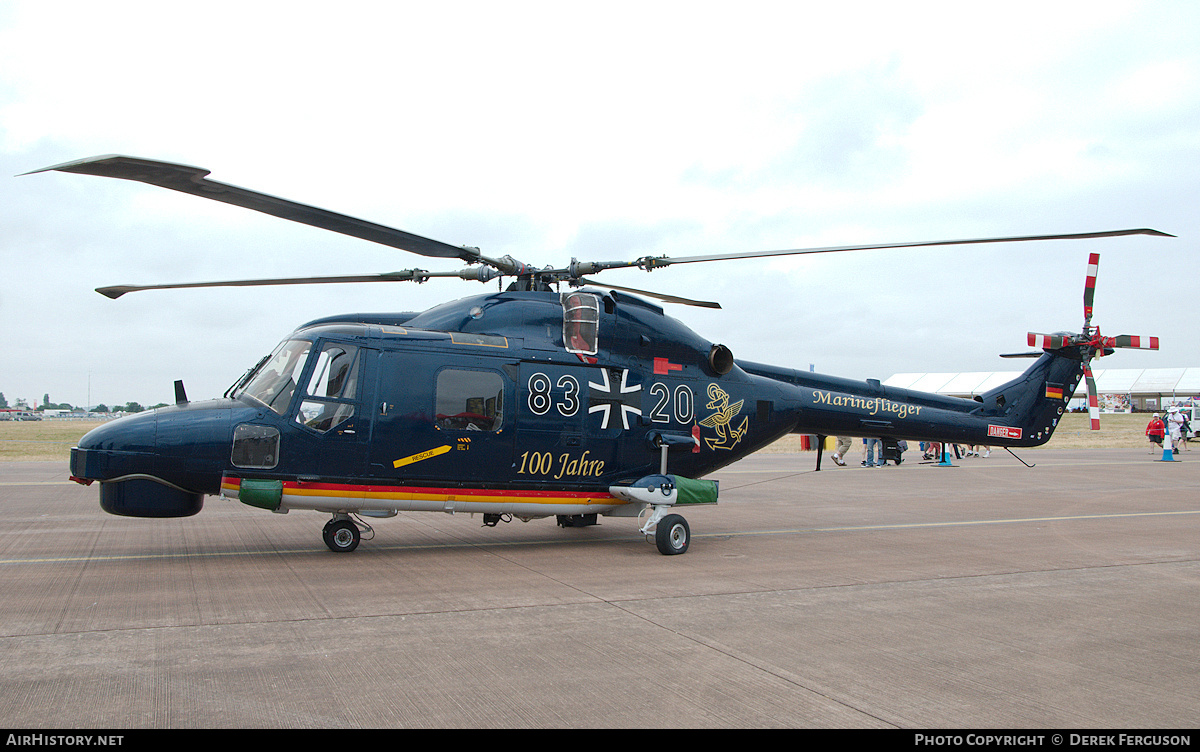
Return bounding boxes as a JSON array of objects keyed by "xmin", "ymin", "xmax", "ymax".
[
  {"xmin": 237, "ymin": 339, "xmax": 312, "ymax": 415},
  {"xmin": 304, "ymin": 344, "xmax": 359, "ymax": 400},
  {"xmin": 562, "ymin": 292, "xmax": 599, "ymax": 355},
  {"xmin": 296, "ymin": 343, "xmax": 360, "ymax": 433}
]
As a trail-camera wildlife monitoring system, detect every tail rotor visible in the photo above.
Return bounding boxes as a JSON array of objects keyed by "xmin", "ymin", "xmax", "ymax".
[{"xmin": 1025, "ymin": 253, "xmax": 1159, "ymax": 430}]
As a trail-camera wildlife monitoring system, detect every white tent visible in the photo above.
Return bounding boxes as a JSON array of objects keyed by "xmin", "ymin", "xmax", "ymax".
[{"xmin": 885, "ymin": 368, "xmax": 1200, "ymax": 409}]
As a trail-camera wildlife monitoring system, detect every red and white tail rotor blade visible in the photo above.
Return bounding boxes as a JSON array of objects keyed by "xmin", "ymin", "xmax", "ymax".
[
  {"xmin": 1082, "ymin": 362, "xmax": 1101, "ymax": 431},
  {"xmin": 1028, "ymin": 333, "xmax": 1073, "ymax": 349},
  {"xmin": 1083, "ymin": 252, "xmax": 1099, "ymax": 329},
  {"xmin": 1109, "ymin": 335, "xmax": 1160, "ymax": 350}
]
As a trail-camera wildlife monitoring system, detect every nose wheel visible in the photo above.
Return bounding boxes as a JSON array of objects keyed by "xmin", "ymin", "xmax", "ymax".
[{"xmin": 322, "ymin": 518, "xmax": 361, "ymax": 552}]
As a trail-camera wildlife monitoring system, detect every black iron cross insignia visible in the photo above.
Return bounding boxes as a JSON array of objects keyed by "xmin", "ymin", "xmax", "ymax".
[{"xmin": 587, "ymin": 368, "xmax": 642, "ymax": 430}]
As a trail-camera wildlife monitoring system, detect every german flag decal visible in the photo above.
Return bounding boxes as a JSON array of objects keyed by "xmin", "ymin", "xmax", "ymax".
[{"xmin": 1045, "ymin": 384, "xmax": 1064, "ymax": 400}]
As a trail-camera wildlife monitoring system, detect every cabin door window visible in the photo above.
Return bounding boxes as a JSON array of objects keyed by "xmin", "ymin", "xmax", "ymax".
[{"xmin": 562, "ymin": 292, "xmax": 599, "ymax": 355}]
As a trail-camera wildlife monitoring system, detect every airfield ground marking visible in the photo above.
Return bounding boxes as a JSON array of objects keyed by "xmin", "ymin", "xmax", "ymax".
[
  {"xmin": 0, "ymin": 481, "xmax": 85, "ymax": 486},
  {"xmin": 1, "ymin": 508, "xmax": 1198, "ymax": 566}
]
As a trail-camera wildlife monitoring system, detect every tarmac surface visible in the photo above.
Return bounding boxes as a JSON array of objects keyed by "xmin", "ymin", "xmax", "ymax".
[{"xmin": 0, "ymin": 448, "xmax": 1197, "ymax": 729}]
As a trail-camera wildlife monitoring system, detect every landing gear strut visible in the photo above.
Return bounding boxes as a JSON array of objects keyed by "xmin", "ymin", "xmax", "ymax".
[
  {"xmin": 639, "ymin": 505, "xmax": 691, "ymax": 555},
  {"xmin": 615, "ymin": 472, "xmax": 714, "ymax": 556}
]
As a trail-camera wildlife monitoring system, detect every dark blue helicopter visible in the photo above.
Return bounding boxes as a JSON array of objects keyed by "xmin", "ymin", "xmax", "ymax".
[{"xmin": 30, "ymin": 156, "xmax": 1169, "ymax": 555}]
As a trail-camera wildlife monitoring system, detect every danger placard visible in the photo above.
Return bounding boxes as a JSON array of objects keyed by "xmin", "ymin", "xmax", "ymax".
[{"xmin": 987, "ymin": 425, "xmax": 1022, "ymax": 439}]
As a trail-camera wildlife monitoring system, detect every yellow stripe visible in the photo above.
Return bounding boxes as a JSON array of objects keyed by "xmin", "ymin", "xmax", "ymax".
[{"xmin": 392, "ymin": 444, "xmax": 451, "ymax": 468}]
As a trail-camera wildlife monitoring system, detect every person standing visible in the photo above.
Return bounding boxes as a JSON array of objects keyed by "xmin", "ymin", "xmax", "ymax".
[
  {"xmin": 862, "ymin": 437, "xmax": 882, "ymax": 467},
  {"xmin": 830, "ymin": 436, "xmax": 852, "ymax": 466},
  {"xmin": 1146, "ymin": 413, "xmax": 1165, "ymax": 453},
  {"xmin": 1167, "ymin": 407, "xmax": 1186, "ymax": 451}
]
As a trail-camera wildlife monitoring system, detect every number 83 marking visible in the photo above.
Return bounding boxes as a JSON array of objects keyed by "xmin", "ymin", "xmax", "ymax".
[{"xmin": 527, "ymin": 373, "xmax": 580, "ymax": 417}]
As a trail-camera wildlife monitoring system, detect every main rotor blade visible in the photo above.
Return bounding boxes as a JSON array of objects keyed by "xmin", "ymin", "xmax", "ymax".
[
  {"xmin": 577, "ymin": 278, "xmax": 721, "ymax": 309},
  {"xmin": 633, "ymin": 228, "xmax": 1173, "ymax": 270},
  {"xmin": 27, "ymin": 155, "xmax": 484, "ymax": 265},
  {"xmin": 96, "ymin": 270, "xmax": 449, "ymax": 299}
]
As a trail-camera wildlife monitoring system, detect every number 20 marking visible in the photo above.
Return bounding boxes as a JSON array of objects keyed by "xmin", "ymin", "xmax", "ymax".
[{"xmin": 649, "ymin": 382, "xmax": 693, "ymax": 424}]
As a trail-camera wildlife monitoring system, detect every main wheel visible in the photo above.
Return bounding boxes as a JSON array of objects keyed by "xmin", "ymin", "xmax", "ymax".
[
  {"xmin": 655, "ymin": 514, "xmax": 690, "ymax": 555},
  {"xmin": 323, "ymin": 519, "xmax": 360, "ymax": 553}
]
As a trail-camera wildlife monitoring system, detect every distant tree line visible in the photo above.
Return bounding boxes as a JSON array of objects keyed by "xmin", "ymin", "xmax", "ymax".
[{"xmin": 0, "ymin": 392, "xmax": 166, "ymax": 413}]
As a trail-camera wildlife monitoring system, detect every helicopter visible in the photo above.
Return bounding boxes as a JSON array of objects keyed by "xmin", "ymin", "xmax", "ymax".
[{"xmin": 28, "ymin": 155, "xmax": 1170, "ymax": 555}]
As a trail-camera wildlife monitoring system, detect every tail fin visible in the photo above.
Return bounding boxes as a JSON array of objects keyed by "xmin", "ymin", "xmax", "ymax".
[{"xmin": 980, "ymin": 347, "xmax": 1086, "ymax": 446}]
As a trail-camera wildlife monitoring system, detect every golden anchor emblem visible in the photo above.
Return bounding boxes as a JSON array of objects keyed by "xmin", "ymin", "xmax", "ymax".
[{"xmin": 698, "ymin": 383, "xmax": 749, "ymax": 450}]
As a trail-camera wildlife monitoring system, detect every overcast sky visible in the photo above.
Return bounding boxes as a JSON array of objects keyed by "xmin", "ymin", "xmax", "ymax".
[{"xmin": 2, "ymin": 0, "xmax": 1197, "ymax": 409}]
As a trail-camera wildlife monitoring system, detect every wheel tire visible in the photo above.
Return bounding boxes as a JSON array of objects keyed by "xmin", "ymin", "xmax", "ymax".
[
  {"xmin": 655, "ymin": 514, "xmax": 690, "ymax": 555},
  {"xmin": 324, "ymin": 519, "xmax": 360, "ymax": 553}
]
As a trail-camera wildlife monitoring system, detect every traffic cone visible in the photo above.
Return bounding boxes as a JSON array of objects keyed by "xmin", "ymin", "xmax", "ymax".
[
  {"xmin": 937, "ymin": 443, "xmax": 956, "ymax": 467},
  {"xmin": 1158, "ymin": 433, "xmax": 1179, "ymax": 462}
]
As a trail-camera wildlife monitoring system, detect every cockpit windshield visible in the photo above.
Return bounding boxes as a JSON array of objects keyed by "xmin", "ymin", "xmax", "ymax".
[{"xmin": 234, "ymin": 339, "xmax": 311, "ymax": 415}]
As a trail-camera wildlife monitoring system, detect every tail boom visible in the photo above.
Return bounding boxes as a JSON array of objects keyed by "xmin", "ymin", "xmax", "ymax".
[{"xmin": 744, "ymin": 348, "xmax": 1086, "ymax": 448}]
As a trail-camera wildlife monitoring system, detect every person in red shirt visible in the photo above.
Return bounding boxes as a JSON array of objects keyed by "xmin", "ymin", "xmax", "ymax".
[{"xmin": 1146, "ymin": 413, "xmax": 1166, "ymax": 453}]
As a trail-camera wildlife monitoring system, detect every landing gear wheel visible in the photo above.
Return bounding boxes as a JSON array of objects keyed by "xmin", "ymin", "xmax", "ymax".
[
  {"xmin": 655, "ymin": 514, "xmax": 690, "ymax": 556},
  {"xmin": 323, "ymin": 519, "xmax": 360, "ymax": 553}
]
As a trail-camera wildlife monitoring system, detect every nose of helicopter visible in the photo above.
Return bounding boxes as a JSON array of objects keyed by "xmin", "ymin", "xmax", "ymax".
[{"xmin": 70, "ymin": 400, "xmax": 241, "ymax": 517}]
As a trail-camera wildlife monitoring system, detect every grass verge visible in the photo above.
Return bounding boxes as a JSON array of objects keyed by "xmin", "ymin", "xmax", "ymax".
[{"xmin": 0, "ymin": 412, "xmax": 1179, "ymax": 463}]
